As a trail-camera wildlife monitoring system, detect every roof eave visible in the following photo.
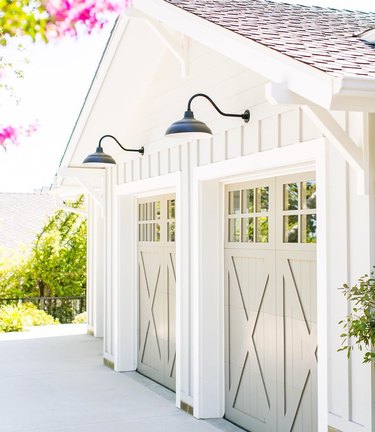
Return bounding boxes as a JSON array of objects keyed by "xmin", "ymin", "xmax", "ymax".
[
  {"xmin": 133, "ymin": 0, "xmax": 335, "ymax": 106},
  {"xmin": 134, "ymin": 0, "xmax": 375, "ymax": 112}
]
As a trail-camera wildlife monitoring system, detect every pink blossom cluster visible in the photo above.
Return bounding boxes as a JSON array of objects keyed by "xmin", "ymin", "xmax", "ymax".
[
  {"xmin": 44, "ymin": 0, "xmax": 131, "ymax": 37},
  {"xmin": 0, "ymin": 123, "xmax": 39, "ymax": 149}
]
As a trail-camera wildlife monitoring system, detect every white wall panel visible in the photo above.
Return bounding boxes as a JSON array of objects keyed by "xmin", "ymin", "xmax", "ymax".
[
  {"xmin": 348, "ymin": 166, "xmax": 371, "ymax": 427},
  {"xmin": 326, "ymin": 147, "xmax": 350, "ymax": 421},
  {"xmin": 326, "ymin": 144, "xmax": 372, "ymax": 431},
  {"xmin": 243, "ymin": 121, "xmax": 259, "ymax": 155},
  {"xmin": 212, "ymin": 132, "xmax": 226, "ymax": 163},
  {"xmin": 347, "ymin": 112, "xmax": 364, "ymax": 149},
  {"xmin": 260, "ymin": 115, "xmax": 278, "ymax": 151},
  {"xmin": 159, "ymin": 149, "xmax": 169, "ymax": 176},
  {"xmin": 280, "ymin": 109, "xmax": 300, "ymax": 147},
  {"xmin": 197, "ymin": 138, "xmax": 212, "ymax": 166},
  {"xmin": 302, "ymin": 109, "xmax": 324, "ymax": 142},
  {"xmin": 169, "ymin": 145, "xmax": 181, "ymax": 173},
  {"xmin": 226, "ymin": 127, "xmax": 242, "ymax": 160}
]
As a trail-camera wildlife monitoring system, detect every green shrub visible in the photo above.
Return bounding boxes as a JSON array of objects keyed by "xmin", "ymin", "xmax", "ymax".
[
  {"xmin": 0, "ymin": 304, "xmax": 24, "ymax": 332},
  {"xmin": 0, "ymin": 303, "xmax": 59, "ymax": 333},
  {"xmin": 338, "ymin": 270, "xmax": 375, "ymax": 363},
  {"xmin": 20, "ymin": 303, "xmax": 59, "ymax": 326},
  {"xmin": 72, "ymin": 311, "xmax": 87, "ymax": 324}
]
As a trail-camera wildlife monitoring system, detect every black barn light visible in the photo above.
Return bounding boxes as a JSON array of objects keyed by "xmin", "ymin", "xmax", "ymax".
[
  {"xmin": 165, "ymin": 93, "xmax": 250, "ymax": 139},
  {"xmin": 83, "ymin": 134, "xmax": 144, "ymax": 165}
]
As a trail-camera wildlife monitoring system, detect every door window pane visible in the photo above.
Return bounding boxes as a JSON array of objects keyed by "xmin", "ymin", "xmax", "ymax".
[
  {"xmin": 242, "ymin": 217, "xmax": 254, "ymax": 243},
  {"xmin": 284, "ymin": 215, "xmax": 298, "ymax": 243},
  {"xmin": 168, "ymin": 199, "xmax": 175, "ymax": 219},
  {"xmin": 302, "ymin": 214, "xmax": 317, "ymax": 243},
  {"xmin": 168, "ymin": 222, "xmax": 175, "ymax": 242},
  {"xmin": 256, "ymin": 187, "xmax": 269, "ymax": 212},
  {"xmin": 256, "ymin": 217, "xmax": 269, "ymax": 243},
  {"xmin": 283, "ymin": 183, "xmax": 299, "ymax": 211},
  {"xmin": 228, "ymin": 219, "xmax": 241, "ymax": 242},
  {"xmin": 242, "ymin": 189, "xmax": 254, "ymax": 214},
  {"xmin": 229, "ymin": 191, "xmax": 241, "ymax": 215},
  {"xmin": 155, "ymin": 201, "xmax": 161, "ymax": 219},
  {"xmin": 302, "ymin": 181, "xmax": 316, "ymax": 210}
]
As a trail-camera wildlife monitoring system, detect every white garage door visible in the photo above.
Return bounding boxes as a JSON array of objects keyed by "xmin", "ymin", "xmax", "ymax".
[
  {"xmin": 137, "ymin": 194, "xmax": 176, "ymax": 391},
  {"xmin": 225, "ymin": 173, "xmax": 317, "ymax": 432}
]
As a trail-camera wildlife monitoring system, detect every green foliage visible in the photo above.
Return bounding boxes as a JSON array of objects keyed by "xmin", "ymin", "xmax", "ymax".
[
  {"xmin": 31, "ymin": 196, "xmax": 87, "ymax": 298},
  {"xmin": 72, "ymin": 311, "xmax": 87, "ymax": 324},
  {"xmin": 0, "ymin": 304, "xmax": 24, "ymax": 332},
  {"xmin": 0, "ymin": 302, "xmax": 58, "ymax": 333},
  {"xmin": 0, "ymin": 1, "xmax": 49, "ymax": 45},
  {"xmin": 338, "ymin": 270, "xmax": 375, "ymax": 363},
  {"xmin": 19, "ymin": 302, "xmax": 59, "ymax": 327},
  {"xmin": 0, "ymin": 196, "xmax": 87, "ymax": 302}
]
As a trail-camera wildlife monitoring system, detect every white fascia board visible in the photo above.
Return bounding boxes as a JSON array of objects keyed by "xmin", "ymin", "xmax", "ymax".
[
  {"xmin": 331, "ymin": 76, "xmax": 375, "ymax": 111},
  {"xmin": 59, "ymin": 16, "xmax": 129, "ymax": 169},
  {"xmin": 132, "ymin": 0, "xmax": 335, "ymax": 108}
]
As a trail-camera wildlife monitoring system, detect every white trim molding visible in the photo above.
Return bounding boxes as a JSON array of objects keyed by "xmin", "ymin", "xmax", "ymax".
[{"xmin": 191, "ymin": 140, "xmax": 328, "ymax": 432}]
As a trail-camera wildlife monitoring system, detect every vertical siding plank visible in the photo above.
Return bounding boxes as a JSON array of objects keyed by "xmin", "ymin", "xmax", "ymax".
[
  {"xmin": 212, "ymin": 131, "xmax": 226, "ymax": 162},
  {"xmin": 169, "ymin": 144, "xmax": 181, "ymax": 172},
  {"xmin": 260, "ymin": 116, "xmax": 278, "ymax": 151},
  {"xmin": 243, "ymin": 121, "xmax": 259, "ymax": 155},
  {"xmin": 226, "ymin": 127, "xmax": 242, "ymax": 159},
  {"xmin": 159, "ymin": 149, "xmax": 169, "ymax": 176},
  {"xmin": 301, "ymin": 110, "xmax": 323, "ymax": 142},
  {"xmin": 149, "ymin": 152, "xmax": 159, "ymax": 178},
  {"xmin": 141, "ymin": 153, "xmax": 150, "ymax": 180},
  {"xmin": 280, "ymin": 110, "xmax": 299, "ymax": 147},
  {"xmin": 198, "ymin": 137, "xmax": 212, "ymax": 166}
]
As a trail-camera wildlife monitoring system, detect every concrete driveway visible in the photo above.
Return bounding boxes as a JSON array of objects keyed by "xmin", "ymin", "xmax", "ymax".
[{"xmin": 0, "ymin": 325, "xmax": 241, "ymax": 432}]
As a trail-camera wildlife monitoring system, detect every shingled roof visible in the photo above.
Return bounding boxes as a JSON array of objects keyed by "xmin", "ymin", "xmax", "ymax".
[
  {"xmin": 164, "ymin": 0, "xmax": 375, "ymax": 77},
  {"xmin": 0, "ymin": 194, "xmax": 56, "ymax": 250}
]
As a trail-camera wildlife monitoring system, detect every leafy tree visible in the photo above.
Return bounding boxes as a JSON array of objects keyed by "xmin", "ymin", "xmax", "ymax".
[
  {"xmin": 31, "ymin": 195, "xmax": 87, "ymax": 297},
  {"xmin": 0, "ymin": 195, "xmax": 87, "ymax": 299}
]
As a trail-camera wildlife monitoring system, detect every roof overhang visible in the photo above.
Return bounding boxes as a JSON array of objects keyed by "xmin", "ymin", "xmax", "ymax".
[{"xmin": 132, "ymin": 0, "xmax": 375, "ymax": 112}]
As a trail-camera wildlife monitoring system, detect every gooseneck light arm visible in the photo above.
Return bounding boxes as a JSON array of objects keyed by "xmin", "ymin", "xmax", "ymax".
[
  {"xmin": 187, "ymin": 93, "xmax": 250, "ymax": 123},
  {"xmin": 99, "ymin": 134, "xmax": 144, "ymax": 155}
]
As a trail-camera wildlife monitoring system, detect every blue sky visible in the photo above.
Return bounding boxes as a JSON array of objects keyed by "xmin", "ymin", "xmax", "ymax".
[{"xmin": 0, "ymin": 0, "xmax": 374, "ymax": 193}]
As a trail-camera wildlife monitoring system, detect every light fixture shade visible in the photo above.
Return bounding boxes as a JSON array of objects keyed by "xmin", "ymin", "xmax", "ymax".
[
  {"xmin": 82, "ymin": 146, "xmax": 116, "ymax": 165},
  {"xmin": 165, "ymin": 110, "xmax": 212, "ymax": 139}
]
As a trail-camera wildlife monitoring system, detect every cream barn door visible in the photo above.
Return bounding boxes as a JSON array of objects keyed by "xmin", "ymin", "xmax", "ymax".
[
  {"xmin": 224, "ymin": 174, "xmax": 317, "ymax": 432},
  {"xmin": 137, "ymin": 195, "xmax": 176, "ymax": 391}
]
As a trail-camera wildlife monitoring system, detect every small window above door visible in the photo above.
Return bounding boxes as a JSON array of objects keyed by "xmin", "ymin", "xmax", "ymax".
[{"xmin": 227, "ymin": 185, "xmax": 270, "ymax": 244}]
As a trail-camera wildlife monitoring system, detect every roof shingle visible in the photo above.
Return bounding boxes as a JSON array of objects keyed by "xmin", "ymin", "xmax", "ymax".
[
  {"xmin": 164, "ymin": 0, "xmax": 375, "ymax": 77},
  {"xmin": 0, "ymin": 193, "xmax": 56, "ymax": 249}
]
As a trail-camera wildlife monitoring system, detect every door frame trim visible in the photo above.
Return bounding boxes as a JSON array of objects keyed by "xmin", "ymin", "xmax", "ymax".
[{"xmin": 191, "ymin": 138, "xmax": 328, "ymax": 432}]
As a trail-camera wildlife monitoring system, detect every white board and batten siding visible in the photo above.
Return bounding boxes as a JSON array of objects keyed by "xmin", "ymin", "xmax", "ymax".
[{"xmin": 79, "ymin": 31, "xmax": 375, "ymax": 432}]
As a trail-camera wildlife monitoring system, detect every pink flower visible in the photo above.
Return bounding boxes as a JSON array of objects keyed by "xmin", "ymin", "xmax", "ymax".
[
  {"xmin": 44, "ymin": 0, "xmax": 130, "ymax": 38},
  {"xmin": 0, "ymin": 122, "xmax": 39, "ymax": 149}
]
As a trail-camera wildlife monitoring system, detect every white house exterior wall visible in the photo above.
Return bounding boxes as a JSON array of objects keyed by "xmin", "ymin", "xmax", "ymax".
[
  {"xmin": 86, "ymin": 195, "xmax": 104, "ymax": 338},
  {"xmin": 69, "ymin": 25, "xmax": 374, "ymax": 432}
]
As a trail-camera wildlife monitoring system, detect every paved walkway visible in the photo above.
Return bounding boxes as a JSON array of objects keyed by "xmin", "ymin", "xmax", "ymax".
[{"xmin": 0, "ymin": 325, "xmax": 242, "ymax": 432}]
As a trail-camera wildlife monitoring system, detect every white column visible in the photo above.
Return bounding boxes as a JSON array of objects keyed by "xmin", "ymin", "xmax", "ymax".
[{"xmin": 192, "ymin": 178, "xmax": 224, "ymax": 419}]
